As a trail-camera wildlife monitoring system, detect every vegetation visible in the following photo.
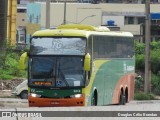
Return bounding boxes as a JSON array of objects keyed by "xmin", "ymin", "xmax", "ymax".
[
  {"xmin": 0, "ymin": 46, "xmax": 27, "ymax": 80},
  {"xmin": 134, "ymin": 92, "xmax": 155, "ymax": 100},
  {"xmin": 135, "ymin": 41, "xmax": 160, "ymax": 97}
]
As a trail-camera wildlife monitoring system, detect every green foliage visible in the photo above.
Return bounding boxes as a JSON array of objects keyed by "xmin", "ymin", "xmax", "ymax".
[
  {"xmin": 134, "ymin": 41, "xmax": 145, "ymax": 54},
  {"xmin": 135, "ymin": 54, "xmax": 145, "ymax": 71},
  {"xmin": 134, "ymin": 92, "xmax": 155, "ymax": 100},
  {"xmin": 135, "ymin": 41, "xmax": 160, "ymax": 73},
  {"xmin": 135, "ymin": 41, "xmax": 160, "ymax": 95},
  {"xmin": 151, "ymin": 73, "xmax": 160, "ymax": 95},
  {"xmin": 0, "ymin": 47, "xmax": 27, "ymax": 80},
  {"xmin": 134, "ymin": 41, "xmax": 145, "ymax": 71},
  {"xmin": 150, "ymin": 41, "xmax": 160, "ymax": 50},
  {"xmin": 0, "ymin": 69, "xmax": 12, "ymax": 80},
  {"xmin": 0, "ymin": 39, "xmax": 7, "ymax": 67},
  {"xmin": 151, "ymin": 50, "xmax": 160, "ymax": 74}
]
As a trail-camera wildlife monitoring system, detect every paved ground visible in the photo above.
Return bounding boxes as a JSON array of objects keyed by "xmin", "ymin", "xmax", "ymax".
[
  {"xmin": 0, "ymin": 90, "xmax": 12, "ymax": 97},
  {"xmin": 1, "ymin": 90, "xmax": 160, "ymax": 120},
  {"xmin": 0, "ymin": 99, "xmax": 160, "ymax": 120}
]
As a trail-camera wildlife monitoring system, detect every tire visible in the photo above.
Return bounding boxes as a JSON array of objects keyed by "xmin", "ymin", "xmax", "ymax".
[
  {"xmin": 122, "ymin": 95, "xmax": 126, "ymax": 105},
  {"xmin": 20, "ymin": 90, "xmax": 28, "ymax": 99},
  {"xmin": 125, "ymin": 93, "xmax": 128, "ymax": 103},
  {"xmin": 125, "ymin": 89, "xmax": 128, "ymax": 103},
  {"xmin": 91, "ymin": 95, "xmax": 96, "ymax": 106},
  {"xmin": 91, "ymin": 92, "xmax": 97, "ymax": 106},
  {"xmin": 119, "ymin": 92, "xmax": 126, "ymax": 105}
]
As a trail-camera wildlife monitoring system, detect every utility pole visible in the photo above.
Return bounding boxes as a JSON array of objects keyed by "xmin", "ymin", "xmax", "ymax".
[
  {"xmin": 144, "ymin": 0, "xmax": 151, "ymax": 93},
  {"xmin": 63, "ymin": 0, "xmax": 66, "ymax": 24},
  {"xmin": 46, "ymin": 0, "xmax": 50, "ymax": 29}
]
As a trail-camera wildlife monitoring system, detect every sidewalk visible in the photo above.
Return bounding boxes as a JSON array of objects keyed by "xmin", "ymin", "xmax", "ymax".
[{"xmin": 0, "ymin": 90, "xmax": 12, "ymax": 97}]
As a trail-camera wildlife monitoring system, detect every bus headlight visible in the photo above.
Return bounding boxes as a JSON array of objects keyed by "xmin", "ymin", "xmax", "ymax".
[
  {"xmin": 70, "ymin": 94, "xmax": 83, "ymax": 98},
  {"xmin": 30, "ymin": 93, "xmax": 41, "ymax": 98}
]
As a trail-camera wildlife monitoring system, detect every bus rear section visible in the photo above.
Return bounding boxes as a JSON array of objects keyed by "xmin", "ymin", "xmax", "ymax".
[{"xmin": 83, "ymin": 34, "xmax": 135, "ymax": 106}]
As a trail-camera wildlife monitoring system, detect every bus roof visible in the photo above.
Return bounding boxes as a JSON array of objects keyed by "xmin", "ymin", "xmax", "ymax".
[{"xmin": 32, "ymin": 24, "xmax": 133, "ymax": 38}]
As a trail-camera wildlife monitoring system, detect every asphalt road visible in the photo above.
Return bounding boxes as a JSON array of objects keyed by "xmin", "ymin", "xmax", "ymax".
[{"xmin": 0, "ymin": 99, "xmax": 160, "ymax": 120}]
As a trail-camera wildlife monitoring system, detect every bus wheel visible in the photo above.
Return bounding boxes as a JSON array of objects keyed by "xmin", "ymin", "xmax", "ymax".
[
  {"xmin": 91, "ymin": 91, "xmax": 97, "ymax": 106},
  {"xmin": 125, "ymin": 89, "xmax": 128, "ymax": 103},
  {"xmin": 119, "ymin": 92, "xmax": 126, "ymax": 105},
  {"xmin": 20, "ymin": 90, "xmax": 28, "ymax": 99}
]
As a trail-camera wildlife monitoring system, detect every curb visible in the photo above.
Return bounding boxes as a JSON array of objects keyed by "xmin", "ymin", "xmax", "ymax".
[{"xmin": 0, "ymin": 99, "xmax": 28, "ymax": 107}]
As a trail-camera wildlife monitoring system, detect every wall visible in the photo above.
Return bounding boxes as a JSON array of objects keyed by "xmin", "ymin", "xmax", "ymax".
[
  {"xmin": 121, "ymin": 25, "xmax": 141, "ymax": 35},
  {"xmin": 26, "ymin": 3, "xmax": 160, "ymax": 40},
  {"xmin": 38, "ymin": 3, "xmax": 160, "ymax": 27},
  {"xmin": 17, "ymin": 13, "xmax": 27, "ymax": 27},
  {"xmin": 41, "ymin": 3, "xmax": 102, "ymax": 27},
  {"xmin": 40, "ymin": 3, "xmax": 147, "ymax": 27}
]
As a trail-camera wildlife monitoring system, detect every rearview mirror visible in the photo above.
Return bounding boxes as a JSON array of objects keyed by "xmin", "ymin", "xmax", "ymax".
[
  {"xmin": 19, "ymin": 52, "xmax": 28, "ymax": 70},
  {"xmin": 84, "ymin": 53, "xmax": 91, "ymax": 71}
]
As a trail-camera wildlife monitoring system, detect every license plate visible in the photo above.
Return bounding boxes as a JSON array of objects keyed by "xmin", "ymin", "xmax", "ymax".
[{"xmin": 51, "ymin": 101, "xmax": 60, "ymax": 105}]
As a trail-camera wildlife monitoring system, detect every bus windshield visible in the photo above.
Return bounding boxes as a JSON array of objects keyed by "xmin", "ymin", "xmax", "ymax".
[
  {"xmin": 29, "ymin": 56, "xmax": 84, "ymax": 88},
  {"xmin": 30, "ymin": 37, "xmax": 86, "ymax": 55}
]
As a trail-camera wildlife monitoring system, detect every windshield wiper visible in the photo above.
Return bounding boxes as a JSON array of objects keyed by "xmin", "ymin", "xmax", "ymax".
[{"xmin": 58, "ymin": 69, "xmax": 69, "ymax": 87}]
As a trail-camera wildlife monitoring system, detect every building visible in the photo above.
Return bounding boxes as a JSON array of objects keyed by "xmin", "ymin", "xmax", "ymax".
[
  {"xmin": 16, "ymin": 5, "xmax": 27, "ymax": 44},
  {"xmin": 15, "ymin": 1, "xmax": 160, "ymax": 44},
  {"xmin": 17, "ymin": 0, "xmax": 160, "ymax": 4},
  {"xmin": 23, "ymin": 2, "xmax": 160, "ymax": 43}
]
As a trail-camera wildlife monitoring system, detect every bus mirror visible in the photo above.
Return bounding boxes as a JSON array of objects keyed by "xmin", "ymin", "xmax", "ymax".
[
  {"xmin": 84, "ymin": 53, "xmax": 91, "ymax": 71},
  {"xmin": 19, "ymin": 52, "xmax": 28, "ymax": 70}
]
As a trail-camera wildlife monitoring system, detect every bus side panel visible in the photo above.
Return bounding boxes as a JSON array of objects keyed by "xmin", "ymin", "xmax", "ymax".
[
  {"xmin": 84, "ymin": 60, "xmax": 109, "ymax": 106},
  {"xmin": 88, "ymin": 60, "xmax": 125, "ymax": 106},
  {"xmin": 91, "ymin": 60, "xmax": 108, "ymax": 105},
  {"xmin": 85, "ymin": 59, "xmax": 135, "ymax": 106},
  {"xmin": 103, "ymin": 59, "xmax": 135, "ymax": 105}
]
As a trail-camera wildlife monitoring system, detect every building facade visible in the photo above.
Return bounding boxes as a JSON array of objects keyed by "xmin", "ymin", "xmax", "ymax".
[
  {"xmin": 17, "ymin": 0, "xmax": 160, "ymax": 4},
  {"xmin": 16, "ymin": 1, "xmax": 160, "ymax": 44},
  {"xmin": 24, "ymin": 3, "xmax": 160, "ymax": 43}
]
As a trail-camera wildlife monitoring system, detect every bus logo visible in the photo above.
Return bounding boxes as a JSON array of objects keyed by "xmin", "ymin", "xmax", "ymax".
[{"xmin": 52, "ymin": 40, "xmax": 63, "ymax": 51}]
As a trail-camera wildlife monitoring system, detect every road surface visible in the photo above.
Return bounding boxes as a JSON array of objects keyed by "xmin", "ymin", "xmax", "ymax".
[{"xmin": 0, "ymin": 98, "xmax": 160, "ymax": 120}]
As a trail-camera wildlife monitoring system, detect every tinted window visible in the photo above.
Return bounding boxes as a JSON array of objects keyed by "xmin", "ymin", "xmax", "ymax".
[{"xmin": 88, "ymin": 36, "xmax": 134, "ymax": 59}]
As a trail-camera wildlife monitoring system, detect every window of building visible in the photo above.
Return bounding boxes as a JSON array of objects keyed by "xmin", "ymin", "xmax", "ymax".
[
  {"xmin": 17, "ymin": 8, "xmax": 26, "ymax": 13},
  {"xmin": 151, "ymin": 20, "xmax": 157, "ymax": 25},
  {"xmin": 17, "ymin": 0, "xmax": 20, "ymax": 4},
  {"xmin": 108, "ymin": 0, "xmax": 123, "ymax": 3},
  {"xmin": 138, "ymin": 17, "xmax": 145, "ymax": 24},
  {"xmin": 128, "ymin": 17, "xmax": 134, "ymax": 24}
]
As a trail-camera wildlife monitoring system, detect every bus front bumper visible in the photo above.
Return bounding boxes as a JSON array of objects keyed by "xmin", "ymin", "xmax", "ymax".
[{"xmin": 28, "ymin": 96, "xmax": 85, "ymax": 107}]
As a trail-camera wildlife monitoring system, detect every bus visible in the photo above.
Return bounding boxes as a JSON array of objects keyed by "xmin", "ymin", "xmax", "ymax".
[{"xmin": 19, "ymin": 24, "xmax": 135, "ymax": 107}]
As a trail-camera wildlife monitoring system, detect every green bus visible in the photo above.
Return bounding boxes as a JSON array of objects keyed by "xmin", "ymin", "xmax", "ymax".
[{"xmin": 19, "ymin": 24, "xmax": 135, "ymax": 107}]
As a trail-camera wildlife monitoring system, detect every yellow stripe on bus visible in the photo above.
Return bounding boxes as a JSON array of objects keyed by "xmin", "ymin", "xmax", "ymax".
[{"xmin": 82, "ymin": 60, "xmax": 109, "ymax": 105}]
